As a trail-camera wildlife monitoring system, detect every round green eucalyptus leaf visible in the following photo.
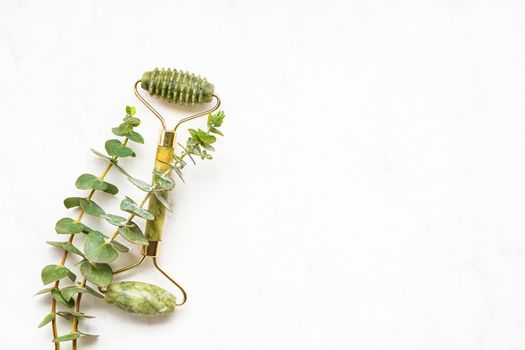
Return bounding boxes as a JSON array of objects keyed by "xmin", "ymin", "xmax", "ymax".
[
  {"xmin": 102, "ymin": 181, "xmax": 119, "ymax": 195},
  {"xmin": 54, "ymin": 332, "xmax": 80, "ymax": 343},
  {"xmin": 57, "ymin": 311, "xmax": 95, "ymax": 319},
  {"xmin": 34, "ymin": 287, "xmax": 54, "ymax": 296},
  {"xmin": 209, "ymin": 126, "xmax": 223, "ymax": 136},
  {"xmin": 208, "ymin": 111, "xmax": 225, "ymax": 127},
  {"xmin": 67, "ymin": 269, "xmax": 77, "ymax": 283},
  {"xmin": 124, "ymin": 115, "xmax": 140, "ymax": 126},
  {"xmin": 90, "ymin": 148, "xmax": 112, "ymax": 160},
  {"xmin": 79, "ymin": 198, "xmax": 105, "ymax": 217},
  {"xmin": 153, "ymin": 190, "xmax": 172, "ymax": 212},
  {"xmin": 84, "ymin": 284, "xmax": 104, "ymax": 298},
  {"xmin": 77, "ymin": 330, "xmax": 99, "ymax": 337},
  {"xmin": 60, "ymin": 286, "xmax": 87, "ymax": 302},
  {"xmin": 38, "ymin": 312, "xmax": 56, "ymax": 328},
  {"xmin": 75, "ymin": 174, "xmax": 107, "ymax": 191},
  {"xmin": 80, "ymin": 261, "xmax": 113, "ymax": 287},
  {"xmin": 112, "ymin": 123, "xmax": 133, "ymax": 137},
  {"xmin": 41, "ymin": 264, "xmax": 70, "ymax": 285},
  {"xmin": 119, "ymin": 223, "xmax": 148, "ymax": 245},
  {"xmin": 120, "ymin": 196, "xmax": 154, "ymax": 220},
  {"xmin": 46, "ymin": 241, "xmax": 85, "ymax": 258},
  {"xmin": 201, "ymin": 143, "xmax": 215, "ymax": 151},
  {"xmin": 105, "ymin": 139, "xmax": 135, "ymax": 158},
  {"xmin": 100, "ymin": 213, "xmax": 127, "ymax": 226},
  {"xmin": 128, "ymin": 177, "xmax": 153, "ymax": 192},
  {"xmin": 96, "ymin": 232, "xmax": 129, "ymax": 252},
  {"xmin": 81, "ymin": 223, "xmax": 94, "ymax": 234},
  {"xmin": 153, "ymin": 172, "xmax": 175, "ymax": 191},
  {"xmin": 63, "ymin": 197, "xmax": 82, "ymax": 209},
  {"xmin": 55, "ymin": 218, "xmax": 83, "ymax": 234},
  {"xmin": 128, "ymin": 131, "xmax": 144, "ymax": 144},
  {"xmin": 125, "ymin": 105, "xmax": 137, "ymax": 117},
  {"xmin": 190, "ymin": 128, "xmax": 217, "ymax": 144},
  {"xmin": 110, "ymin": 239, "xmax": 130, "ymax": 252},
  {"xmin": 51, "ymin": 288, "xmax": 75, "ymax": 308},
  {"xmin": 119, "ymin": 196, "xmax": 137, "ymax": 212},
  {"xmin": 84, "ymin": 231, "xmax": 118, "ymax": 263}
]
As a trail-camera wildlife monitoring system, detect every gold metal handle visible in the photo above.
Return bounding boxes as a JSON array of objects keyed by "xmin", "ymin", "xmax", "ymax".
[{"xmin": 111, "ymin": 253, "xmax": 187, "ymax": 306}]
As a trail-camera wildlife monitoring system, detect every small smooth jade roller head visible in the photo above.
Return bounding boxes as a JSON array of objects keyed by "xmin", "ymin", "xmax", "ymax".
[{"xmin": 105, "ymin": 281, "xmax": 177, "ymax": 316}]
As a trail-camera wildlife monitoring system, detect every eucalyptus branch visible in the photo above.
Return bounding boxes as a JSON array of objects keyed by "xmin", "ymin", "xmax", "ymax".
[
  {"xmin": 71, "ymin": 188, "xmax": 152, "ymax": 349},
  {"xmin": 38, "ymin": 106, "xmax": 147, "ymax": 346},
  {"xmin": 38, "ymin": 107, "xmax": 226, "ymax": 350},
  {"xmin": 172, "ymin": 111, "xmax": 225, "ymax": 173},
  {"xmin": 49, "ymin": 155, "xmax": 118, "ymax": 349}
]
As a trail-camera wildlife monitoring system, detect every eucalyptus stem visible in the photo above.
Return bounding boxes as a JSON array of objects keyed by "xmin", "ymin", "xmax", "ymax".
[
  {"xmin": 71, "ymin": 190, "xmax": 152, "ymax": 349},
  {"xmin": 71, "ymin": 278, "xmax": 86, "ymax": 350},
  {"xmin": 49, "ymin": 147, "xmax": 123, "ymax": 347}
]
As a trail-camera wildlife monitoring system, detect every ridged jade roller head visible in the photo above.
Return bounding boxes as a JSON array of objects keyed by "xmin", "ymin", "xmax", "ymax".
[{"xmin": 141, "ymin": 68, "xmax": 215, "ymax": 105}]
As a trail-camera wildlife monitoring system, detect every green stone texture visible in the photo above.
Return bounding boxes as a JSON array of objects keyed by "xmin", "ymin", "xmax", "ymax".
[
  {"xmin": 141, "ymin": 68, "xmax": 214, "ymax": 105},
  {"xmin": 145, "ymin": 145, "xmax": 174, "ymax": 241},
  {"xmin": 104, "ymin": 281, "xmax": 176, "ymax": 316}
]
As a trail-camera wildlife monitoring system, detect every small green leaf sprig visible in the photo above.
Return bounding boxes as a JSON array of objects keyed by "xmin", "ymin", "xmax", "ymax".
[
  {"xmin": 170, "ymin": 111, "xmax": 225, "ymax": 182},
  {"xmin": 183, "ymin": 110, "xmax": 225, "ymax": 160},
  {"xmin": 37, "ymin": 107, "xmax": 226, "ymax": 349},
  {"xmin": 150, "ymin": 111, "xmax": 226, "ymax": 211}
]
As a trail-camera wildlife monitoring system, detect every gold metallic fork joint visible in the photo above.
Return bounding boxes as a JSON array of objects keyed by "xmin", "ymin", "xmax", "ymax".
[
  {"xmin": 158, "ymin": 130, "xmax": 175, "ymax": 147},
  {"xmin": 141, "ymin": 241, "xmax": 160, "ymax": 256}
]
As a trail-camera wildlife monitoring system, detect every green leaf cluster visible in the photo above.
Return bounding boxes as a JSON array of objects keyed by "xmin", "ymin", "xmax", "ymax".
[
  {"xmin": 84, "ymin": 231, "xmax": 118, "ymax": 263},
  {"xmin": 120, "ymin": 196, "xmax": 154, "ymax": 220},
  {"xmin": 75, "ymin": 174, "xmax": 118, "ymax": 194},
  {"xmin": 180, "ymin": 111, "xmax": 225, "ymax": 161},
  {"xmin": 112, "ymin": 106, "xmax": 143, "ymax": 143},
  {"xmin": 41, "ymin": 264, "xmax": 76, "ymax": 285}
]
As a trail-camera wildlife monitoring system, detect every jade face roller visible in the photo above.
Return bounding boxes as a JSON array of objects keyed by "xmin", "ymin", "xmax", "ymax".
[
  {"xmin": 105, "ymin": 69, "xmax": 222, "ymax": 313},
  {"xmin": 37, "ymin": 68, "xmax": 225, "ymax": 349}
]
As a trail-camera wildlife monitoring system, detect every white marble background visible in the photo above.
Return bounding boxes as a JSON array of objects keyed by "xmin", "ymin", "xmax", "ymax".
[{"xmin": 1, "ymin": 0, "xmax": 525, "ymax": 349}]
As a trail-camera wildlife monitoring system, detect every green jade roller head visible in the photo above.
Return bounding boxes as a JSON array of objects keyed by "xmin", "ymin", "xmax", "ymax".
[
  {"xmin": 105, "ymin": 68, "xmax": 221, "ymax": 316},
  {"xmin": 140, "ymin": 68, "xmax": 215, "ymax": 105}
]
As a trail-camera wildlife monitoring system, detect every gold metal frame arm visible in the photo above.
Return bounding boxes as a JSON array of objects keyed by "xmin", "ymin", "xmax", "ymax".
[
  {"xmin": 110, "ymin": 254, "xmax": 187, "ymax": 306},
  {"xmin": 173, "ymin": 94, "xmax": 221, "ymax": 132},
  {"xmin": 153, "ymin": 257, "xmax": 187, "ymax": 306},
  {"xmin": 134, "ymin": 80, "xmax": 167, "ymax": 129},
  {"xmin": 112, "ymin": 256, "xmax": 146, "ymax": 276},
  {"xmin": 133, "ymin": 80, "xmax": 221, "ymax": 131}
]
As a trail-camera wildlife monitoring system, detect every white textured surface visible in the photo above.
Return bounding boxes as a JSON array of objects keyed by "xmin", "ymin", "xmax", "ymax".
[{"xmin": 1, "ymin": 0, "xmax": 525, "ymax": 349}]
